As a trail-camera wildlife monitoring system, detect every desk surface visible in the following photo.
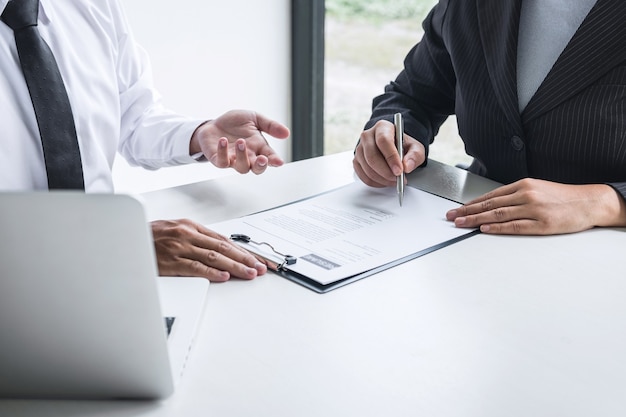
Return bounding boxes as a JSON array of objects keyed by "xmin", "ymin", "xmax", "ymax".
[{"xmin": 3, "ymin": 152, "xmax": 626, "ymax": 417}]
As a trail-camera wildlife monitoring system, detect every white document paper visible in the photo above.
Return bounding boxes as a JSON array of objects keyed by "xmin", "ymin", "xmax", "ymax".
[{"xmin": 208, "ymin": 182, "xmax": 473, "ymax": 285}]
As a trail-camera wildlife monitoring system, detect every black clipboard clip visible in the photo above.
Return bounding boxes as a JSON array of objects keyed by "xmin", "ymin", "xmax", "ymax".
[{"xmin": 230, "ymin": 234, "xmax": 297, "ymax": 272}]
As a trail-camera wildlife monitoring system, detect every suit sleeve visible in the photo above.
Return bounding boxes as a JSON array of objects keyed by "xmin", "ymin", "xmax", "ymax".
[{"xmin": 608, "ymin": 183, "xmax": 626, "ymax": 202}]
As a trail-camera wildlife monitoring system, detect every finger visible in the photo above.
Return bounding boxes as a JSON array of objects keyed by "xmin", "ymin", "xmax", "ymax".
[
  {"xmin": 447, "ymin": 188, "xmax": 522, "ymax": 220},
  {"xmin": 251, "ymin": 155, "xmax": 269, "ymax": 175},
  {"xmin": 184, "ymin": 242, "xmax": 264, "ymax": 281},
  {"xmin": 462, "ymin": 182, "xmax": 520, "ymax": 207},
  {"xmin": 266, "ymin": 152, "xmax": 284, "ymax": 167},
  {"xmin": 242, "ymin": 124, "xmax": 285, "ymax": 168},
  {"xmin": 353, "ymin": 157, "xmax": 387, "ymax": 187},
  {"xmin": 402, "ymin": 136, "xmax": 426, "ymax": 173},
  {"xmin": 254, "ymin": 113, "xmax": 291, "ymax": 139},
  {"xmin": 479, "ymin": 220, "xmax": 543, "ymax": 235},
  {"xmin": 367, "ymin": 121, "xmax": 402, "ymax": 178},
  {"xmin": 451, "ymin": 204, "xmax": 533, "ymax": 230},
  {"xmin": 233, "ymin": 139, "xmax": 252, "ymax": 173},
  {"xmin": 353, "ymin": 143, "xmax": 394, "ymax": 187},
  {"xmin": 193, "ymin": 224, "xmax": 268, "ymax": 275},
  {"xmin": 354, "ymin": 125, "xmax": 398, "ymax": 186},
  {"xmin": 211, "ymin": 137, "xmax": 231, "ymax": 169},
  {"xmin": 446, "ymin": 199, "xmax": 499, "ymax": 220},
  {"xmin": 177, "ymin": 259, "xmax": 232, "ymax": 282},
  {"xmin": 250, "ymin": 133, "xmax": 284, "ymax": 167}
]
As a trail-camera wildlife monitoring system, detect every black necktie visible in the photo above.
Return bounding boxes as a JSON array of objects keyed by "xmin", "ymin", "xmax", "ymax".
[{"xmin": 2, "ymin": 0, "xmax": 84, "ymax": 190}]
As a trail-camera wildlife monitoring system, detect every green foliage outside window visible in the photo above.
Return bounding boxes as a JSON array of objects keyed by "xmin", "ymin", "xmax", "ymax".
[{"xmin": 325, "ymin": 0, "xmax": 433, "ymax": 22}]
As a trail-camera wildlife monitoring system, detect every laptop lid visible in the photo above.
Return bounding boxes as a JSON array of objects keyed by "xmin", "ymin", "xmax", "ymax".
[{"xmin": 0, "ymin": 192, "xmax": 208, "ymax": 399}]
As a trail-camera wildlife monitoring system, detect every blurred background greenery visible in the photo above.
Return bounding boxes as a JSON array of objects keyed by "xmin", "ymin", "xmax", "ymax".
[{"xmin": 326, "ymin": 0, "xmax": 433, "ymax": 21}]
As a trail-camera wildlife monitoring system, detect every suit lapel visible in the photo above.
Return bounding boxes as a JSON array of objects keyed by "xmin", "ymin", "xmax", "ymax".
[
  {"xmin": 476, "ymin": 0, "xmax": 523, "ymax": 133},
  {"xmin": 523, "ymin": 0, "xmax": 626, "ymax": 123}
]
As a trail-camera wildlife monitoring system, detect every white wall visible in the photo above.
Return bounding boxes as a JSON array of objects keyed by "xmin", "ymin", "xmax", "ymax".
[{"xmin": 113, "ymin": 0, "xmax": 291, "ymax": 193}]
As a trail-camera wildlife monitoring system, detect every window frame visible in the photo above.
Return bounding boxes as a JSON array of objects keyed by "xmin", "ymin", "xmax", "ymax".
[{"xmin": 290, "ymin": 0, "xmax": 325, "ymax": 161}]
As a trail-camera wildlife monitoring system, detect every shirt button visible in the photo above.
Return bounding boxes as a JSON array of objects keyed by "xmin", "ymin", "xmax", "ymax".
[{"xmin": 510, "ymin": 135, "xmax": 524, "ymax": 151}]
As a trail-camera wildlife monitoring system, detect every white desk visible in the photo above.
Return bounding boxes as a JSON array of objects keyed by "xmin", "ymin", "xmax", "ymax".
[{"xmin": 3, "ymin": 152, "xmax": 626, "ymax": 417}]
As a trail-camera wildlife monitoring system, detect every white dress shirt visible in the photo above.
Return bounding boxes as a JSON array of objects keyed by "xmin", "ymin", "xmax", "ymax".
[{"xmin": 0, "ymin": 0, "xmax": 204, "ymax": 192}]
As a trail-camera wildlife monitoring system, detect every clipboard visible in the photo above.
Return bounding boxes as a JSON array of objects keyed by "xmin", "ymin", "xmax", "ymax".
[
  {"xmin": 229, "ymin": 229, "xmax": 479, "ymax": 293},
  {"xmin": 209, "ymin": 182, "xmax": 480, "ymax": 294}
]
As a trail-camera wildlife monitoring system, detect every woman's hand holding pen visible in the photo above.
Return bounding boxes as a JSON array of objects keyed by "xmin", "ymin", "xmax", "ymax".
[{"xmin": 353, "ymin": 120, "xmax": 426, "ymax": 188}]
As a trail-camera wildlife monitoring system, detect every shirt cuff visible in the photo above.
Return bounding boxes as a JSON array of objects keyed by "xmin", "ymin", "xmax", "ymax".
[
  {"xmin": 170, "ymin": 119, "xmax": 208, "ymax": 164},
  {"xmin": 191, "ymin": 152, "xmax": 207, "ymax": 162}
]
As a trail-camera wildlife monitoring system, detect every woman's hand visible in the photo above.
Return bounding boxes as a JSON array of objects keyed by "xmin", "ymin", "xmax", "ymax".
[
  {"xmin": 353, "ymin": 120, "xmax": 426, "ymax": 188},
  {"xmin": 446, "ymin": 178, "xmax": 626, "ymax": 235}
]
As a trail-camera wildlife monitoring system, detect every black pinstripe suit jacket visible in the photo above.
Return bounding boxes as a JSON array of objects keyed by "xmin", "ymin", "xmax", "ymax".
[{"xmin": 365, "ymin": 0, "xmax": 626, "ymax": 199}]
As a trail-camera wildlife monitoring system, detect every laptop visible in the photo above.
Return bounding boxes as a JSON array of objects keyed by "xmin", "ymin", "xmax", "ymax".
[{"xmin": 0, "ymin": 192, "xmax": 209, "ymax": 399}]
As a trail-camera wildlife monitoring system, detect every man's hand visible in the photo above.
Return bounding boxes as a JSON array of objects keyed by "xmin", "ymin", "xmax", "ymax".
[
  {"xmin": 353, "ymin": 120, "xmax": 426, "ymax": 187},
  {"xmin": 190, "ymin": 110, "xmax": 290, "ymax": 174},
  {"xmin": 446, "ymin": 179, "xmax": 626, "ymax": 235},
  {"xmin": 151, "ymin": 219, "xmax": 267, "ymax": 282}
]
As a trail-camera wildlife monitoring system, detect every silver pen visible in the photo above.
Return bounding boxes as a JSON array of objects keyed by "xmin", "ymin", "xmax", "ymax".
[{"xmin": 394, "ymin": 113, "xmax": 405, "ymax": 207}]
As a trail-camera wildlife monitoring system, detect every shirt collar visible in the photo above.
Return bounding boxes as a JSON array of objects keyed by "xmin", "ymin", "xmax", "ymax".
[{"xmin": 0, "ymin": 0, "xmax": 52, "ymax": 24}]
